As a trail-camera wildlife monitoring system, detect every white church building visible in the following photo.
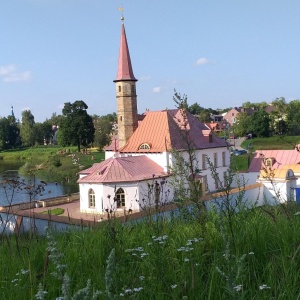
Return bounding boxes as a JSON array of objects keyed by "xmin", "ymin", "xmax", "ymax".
[{"xmin": 77, "ymin": 19, "xmax": 230, "ymax": 214}]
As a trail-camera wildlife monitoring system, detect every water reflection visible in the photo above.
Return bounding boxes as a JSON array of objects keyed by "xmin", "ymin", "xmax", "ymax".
[{"xmin": 0, "ymin": 161, "xmax": 75, "ymax": 206}]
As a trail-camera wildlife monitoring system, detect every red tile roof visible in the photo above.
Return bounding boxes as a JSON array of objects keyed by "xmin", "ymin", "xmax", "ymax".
[
  {"xmin": 77, "ymin": 155, "xmax": 169, "ymax": 183},
  {"xmin": 119, "ymin": 109, "xmax": 227, "ymax": 153},
  {"xmin": 248, "ymin": 149, "xmax": 300, "ymax": 172}
]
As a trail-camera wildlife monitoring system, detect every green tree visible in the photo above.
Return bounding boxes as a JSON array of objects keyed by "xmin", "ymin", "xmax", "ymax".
[
  {"xmin": 271, "ymin": 97, "xmax": 287, "ymax": 115},
  {"xmin": 249, "ymin": 110, "xmax": 270, "ymax": 137},
  {"xmin": 93, "ymin": 113, "xmax": 117, "ymax": 150},
  {"xmin": 58, "ymin": 100, "xmax": 95, "ymax": 152},
  {"xmin": 232, "ymin": 112, "xmax": 251, "ymax": 137},
  {"xmin": 48, "ymin": 113, "xmax": 64, "ymax": 128},
  {"xmin": 33, "ymin": 121, "xmax": 53, "ymax": 145},
  {"xmin": 286, "ymin": 100, "xmax": 300, "ymax": 135},
  {"xmin": 20, "ymin": 110, "xmax": 35, "ymax": 147}
]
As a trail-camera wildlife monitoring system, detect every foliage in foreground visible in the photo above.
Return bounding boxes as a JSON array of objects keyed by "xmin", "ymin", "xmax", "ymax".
[{"xmin": 0, "ymin": 203, "xmax": 300, "ymax": 299}]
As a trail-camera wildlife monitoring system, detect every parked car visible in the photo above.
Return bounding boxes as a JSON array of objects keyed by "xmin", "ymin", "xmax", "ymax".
[{"xmin": 234, "ymin": 149, "xmax": 248, "ymax": 156}]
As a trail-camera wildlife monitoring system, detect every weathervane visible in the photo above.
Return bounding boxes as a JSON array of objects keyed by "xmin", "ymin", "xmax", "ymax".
[{"xmin": 118, "ymin": 5, "xmax": 124, "ymax": 22}]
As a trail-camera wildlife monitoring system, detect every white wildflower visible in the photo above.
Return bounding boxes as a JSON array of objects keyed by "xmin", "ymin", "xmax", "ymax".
[
  {"xmin": 248, "ymin": 252, "xmax": 254, "ymax": 255},
  {"xmin": 171, "ymin": 284, "xmax": 177, "ymax": 289},
  {"xmin": 233, "ymin": 284, "xmax": 242, "ymax": 292},
  {"xmin": 259, "ymin": 284, "xmax": 271, "ymax": 290},
  {"xmin": 124, "ymin": 289, "xmax": 132, "ymax": 294}
]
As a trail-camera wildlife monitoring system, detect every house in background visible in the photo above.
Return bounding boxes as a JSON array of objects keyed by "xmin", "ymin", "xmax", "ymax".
[
  {"xmin": 77, "ymin": 19, "xmax": 230, "ymax": 214},
  {"xmin": 223, "ymin": 107, "xmax": 256, "ymax": 126},
  {"xmin": 240, "ymin": 148, "xmax": 300, "ymax": 204}
]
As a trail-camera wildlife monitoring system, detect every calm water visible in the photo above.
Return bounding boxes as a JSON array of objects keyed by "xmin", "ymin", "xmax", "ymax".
[{"xmin": 0, "ymin": 161, "xmax": 76, "ymax": 206}]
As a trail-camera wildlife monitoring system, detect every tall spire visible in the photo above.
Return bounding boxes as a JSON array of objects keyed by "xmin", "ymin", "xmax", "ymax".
[
  {"xmin": 114, "ymin": 21, "xmax": 137, "ymax": 82},
  {"xmin": 114, "ymin": 12, "xmax": 138, "ymax": 149}
]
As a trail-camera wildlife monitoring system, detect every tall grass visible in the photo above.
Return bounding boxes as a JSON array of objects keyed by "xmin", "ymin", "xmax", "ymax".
[{"xmin": 0, "ymin": 203, "xmax": 299, "ymax": 299}]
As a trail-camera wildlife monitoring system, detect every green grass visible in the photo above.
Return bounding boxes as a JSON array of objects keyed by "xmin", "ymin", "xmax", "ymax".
[
  {"xmin": 0, "ymin": 203, "xmax": 300, "ymax": 299},
  {"xmin": 0, "ymin": 146, "xmax": 105, "ymax": 189},
  {"xmin": 42, "ymin": 208, "xmax": 64, "ymax": 215},
  {"xmin": 241, "ymin": 135, "xmax": 300, "ymax": 151}
]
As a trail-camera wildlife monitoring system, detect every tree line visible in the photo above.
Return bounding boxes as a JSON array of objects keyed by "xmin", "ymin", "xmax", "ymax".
[
  {"xmin": 0, "ymin": 100, "xmax": 116, "ymax": 152},
  {"xmin": 231, "ymin": 97, "xmax": 300, "ymax": 138},
  {"xmin": 1, "ymin": 96, "xmax": 300, "ymax": 152}
]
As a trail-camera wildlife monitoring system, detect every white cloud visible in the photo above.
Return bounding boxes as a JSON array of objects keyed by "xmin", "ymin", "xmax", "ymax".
[
  {"xmin": 0, "ymin": 64, "xmax": 31, "ymax": 82},
  {"xmin": 195, "ymin": 57, "xmax": 209, "ymax": 65},
  {"xmin": 152, "ymin": 87, "xmax": 162, "ymax": 93},
  {"xmin": 0, "ymin": 64, "xmax": 16, "ymax": 75}
]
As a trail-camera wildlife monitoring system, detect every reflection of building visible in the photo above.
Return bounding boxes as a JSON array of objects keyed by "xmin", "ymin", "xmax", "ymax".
[{"xmin": 77, "ymin": 20, "xmax": 230, "ymax": 214}]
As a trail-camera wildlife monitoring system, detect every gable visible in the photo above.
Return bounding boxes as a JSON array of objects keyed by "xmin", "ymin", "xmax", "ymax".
[
  {"xmin": 120, "ymin": 109, "xmax": 227, "ymax": 153},
  {"xmin": 248, "ymin": 149, "xmax": 300, "ymax": 172}
]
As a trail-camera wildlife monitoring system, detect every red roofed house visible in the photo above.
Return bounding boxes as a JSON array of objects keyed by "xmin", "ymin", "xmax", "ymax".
[
  {"xmin": 244, "ymin": 149, "xmax": 300, "ymax": 203},
  {"xmin": 78, "ymin": 20, "xmax": 230, "ymax": 214}
]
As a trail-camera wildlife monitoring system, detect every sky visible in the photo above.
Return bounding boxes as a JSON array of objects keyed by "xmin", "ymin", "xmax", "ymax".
[{"xmin": 1, "ymin": 0, "xmax": 300, "ymax": 122}]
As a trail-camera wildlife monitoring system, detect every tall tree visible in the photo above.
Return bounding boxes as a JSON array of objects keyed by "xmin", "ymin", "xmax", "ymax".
[
  {"xmin": 33, "ymin": 121, "xmax": 53, "ymax": 145},
  {"xmin": 232, "ymin": 112, "xmax": 251, "ymax": 137},
  {"xmin": 20, "ymin": 110, "xmax": 35, "ymax": 147},
  {"xmin": 286, "ymin": 100, "xmax": 300, "ymax": 135},
  {"xmin": 249, "ymin": 110, "xmax": 270, "ymax": 137},
  {"xmin": 93, "ymin": 113, "xmax": 117, "ymax": 150},
  {"xmin": 58, "ymin": 100, "xmax": 95, "ymax": 152}
]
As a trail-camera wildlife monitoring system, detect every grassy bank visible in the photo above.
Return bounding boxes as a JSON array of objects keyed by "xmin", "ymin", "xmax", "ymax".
[
  {"xmin": 241, "ymin": 135, "xmax": 300, "ymax": 151},
  {"xmin": 0, "ymin": 146, "xmax": 105, "ymax": 187},
  {"xmin": 0, "ymin": 203, "xmax": 299, "ymax": 299}
]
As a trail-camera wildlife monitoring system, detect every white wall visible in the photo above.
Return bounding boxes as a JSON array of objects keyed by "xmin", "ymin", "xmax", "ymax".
[
  {"xmin": 79, "ymin": 183, "xmax": 104, "ymax": 213},
  {"xmin": 168, "ymin": 147, "xmax": 230, "ymax": 192},
  {"xmin": 79, "ymin": 175, "xmax": 174, "ymax": 214}
]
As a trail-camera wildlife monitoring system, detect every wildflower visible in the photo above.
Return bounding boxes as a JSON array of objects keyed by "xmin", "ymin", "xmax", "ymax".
[
  {"xmin": 139, "ymin": 276, "xmax": 145, "ymax": 281},
  {"xmin": 171, "ymin": 284, "xmax": 177, "ymax": 289},
  {"xmin": 140, "ymin": 253, "xmax": 149, "ymax": 258},
  {"xmin": 133, "ymin": 287, "xmax": 143, "ymax": 292},
  {"xmin": 152, "ymin": 235, "xmax": 168, "ymax": 243},
  {"xmin": 233, "ymin": 284, "xmax": 242, "ymax": 292},
  {"xmin": 259, "ymin": 284, "xmax": 271, "ymax": 290},
  {"xmin": 248, "ymin": 252, "xmax": 254, "ymax": 255},
  {"xmin": 184, "ymin": 258, "xmax": 190, "ymax": 262},
  {"xmin": 124, "ymin": 289, "xmax": 132, "ymax": 294},
  {"xmin": 294, "ymin": 211, "xmax": 300, "ymax": 216}
]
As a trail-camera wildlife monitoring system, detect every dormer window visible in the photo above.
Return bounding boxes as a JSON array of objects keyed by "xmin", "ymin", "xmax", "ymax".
[
  {"xmin": 139, "ymin": 143, "xmax": 151, "ymax": 150},
  {"xmin": 265, "ymin": 158, "xmax": 274, "ymax": 168}
]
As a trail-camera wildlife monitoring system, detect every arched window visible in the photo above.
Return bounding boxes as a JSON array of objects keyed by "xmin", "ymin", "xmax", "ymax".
[
  {"xmin": 139, "ymin": 143, "xmax": 151, "ymax": 150},
  {"xmin": 89, "ymin": 189, "xmax": 95, "ymax": 208},
  {"xmin": 115, "ymin": 188, "xmax": 125, "ymax": 208}
]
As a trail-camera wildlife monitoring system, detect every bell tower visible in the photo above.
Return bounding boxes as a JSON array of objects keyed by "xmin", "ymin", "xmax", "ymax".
[{"xmin": 114, "ymin": 16, "xmax": 138, "ymax": 149}]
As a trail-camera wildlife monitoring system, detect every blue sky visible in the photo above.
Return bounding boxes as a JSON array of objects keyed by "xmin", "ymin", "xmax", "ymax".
[{"xmin": 1, "ymin": 0, "xmax": 299, "ymax": 122}]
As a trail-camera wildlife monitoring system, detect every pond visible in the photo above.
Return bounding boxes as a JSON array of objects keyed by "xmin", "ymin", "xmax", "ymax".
[{"xmin": 0, "ymin": 160, "xmax": 77, "ymax": 206}]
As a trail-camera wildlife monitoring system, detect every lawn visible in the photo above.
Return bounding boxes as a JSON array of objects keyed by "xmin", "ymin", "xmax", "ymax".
[
  {"xmin": 0, "ymin": 202, "xmax": 299, "ymax": 299},
  {"xmin": 0, "ymin": 146, "xmax": 105, "ymax": 187}
]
